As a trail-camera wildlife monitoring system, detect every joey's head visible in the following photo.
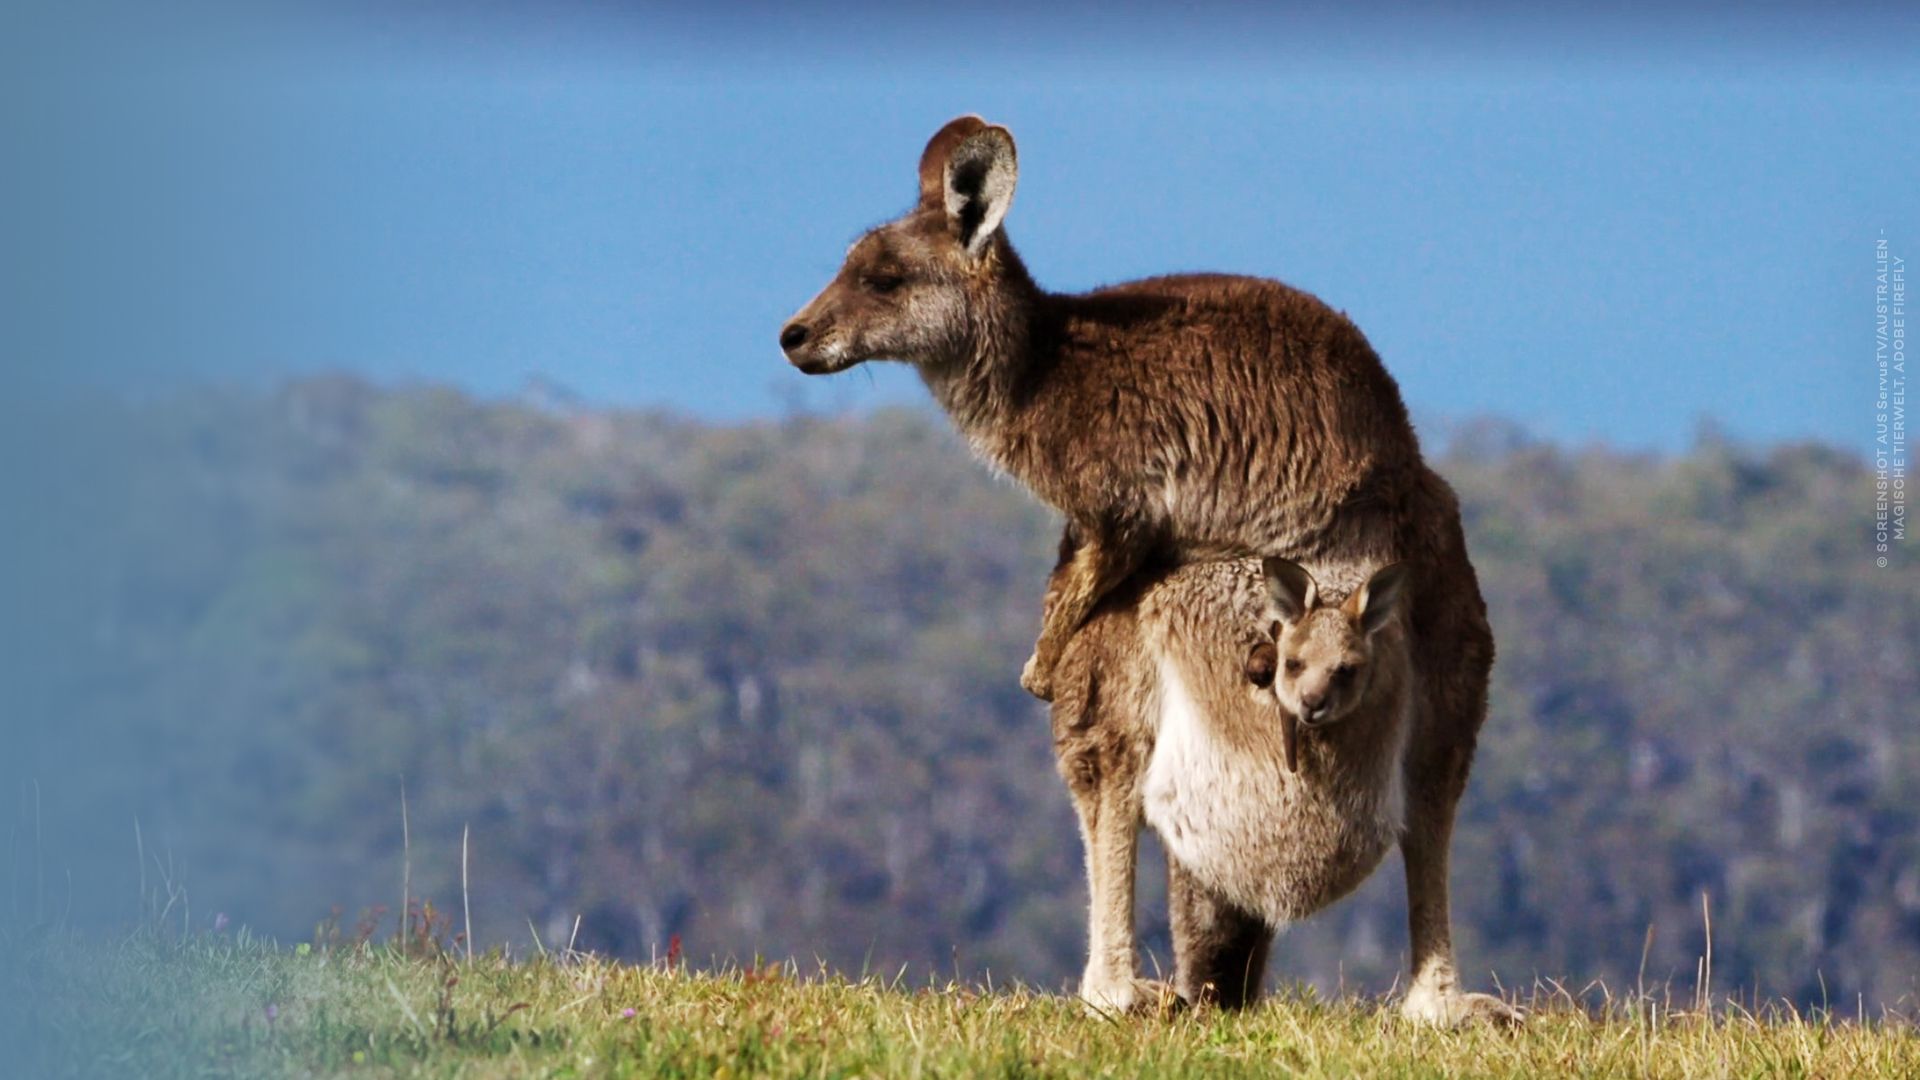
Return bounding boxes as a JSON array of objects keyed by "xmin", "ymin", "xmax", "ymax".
[
  {"xmin": 1253, "ymin": 558, "xmax": 1410, "ymax": 729},
  {"xmin": 781, "ymin": 116, "xmax": 1029, "ymax": 375}
]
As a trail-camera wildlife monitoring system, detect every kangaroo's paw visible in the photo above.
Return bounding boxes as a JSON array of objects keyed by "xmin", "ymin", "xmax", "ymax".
[
  {"xmin": 1399, "ymin": 987, "xmax": 1525, "ymax": 1028},
  {"xmin": 1020, "ymin": 652, "xmax": 1056, "ymax": 702},
  {"xmin": 1080, "ymin": 975, "xmax": 1182, "ymax": 1018}
]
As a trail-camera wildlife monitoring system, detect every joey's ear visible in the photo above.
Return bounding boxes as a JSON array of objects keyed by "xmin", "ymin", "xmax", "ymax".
[
  {"xmin": 1261, "ymin": 557, "xmax": 1317, "ymax": 625},
  {"xmin": 1348, "ymin": 562, "xmax": 1410, "ymax": 637},
  {"xmin": 918, "ymin": 117, "xmax": 1017, "ymax": 256}
]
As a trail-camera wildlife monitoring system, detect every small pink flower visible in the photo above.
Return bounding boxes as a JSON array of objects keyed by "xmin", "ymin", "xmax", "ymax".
[
  {"xmin": 621, "ymin": 1008, "xmax": 637, "ymax": 1019},
  {"xmin": 213, "ymin": 913, "xmax": 230, "ymax": 932},
  {"xmin": 264, "ymin": 1003, "xmax": 279, "ymax": 1023}
]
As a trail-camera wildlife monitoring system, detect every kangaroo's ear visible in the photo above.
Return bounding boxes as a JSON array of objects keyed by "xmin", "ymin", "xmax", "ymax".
[
  {"xmin": 1261, "ymin": 557, "xmax": 1317, "ymax": 625},
  {"xmin": 918, "ymin": 116, "xmax": 1017, "ymax": 257},
  {"xmin": 1348, "ymin": 562, "xmax": 1410, "ymax": 637},
  {"xmin": 919, "ymin": 116, "xmax": 987, "ymax": 205}
]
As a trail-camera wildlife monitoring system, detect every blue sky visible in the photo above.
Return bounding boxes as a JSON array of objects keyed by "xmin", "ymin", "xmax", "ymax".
[{"xmin": 8, "ymin": 3, "xmax": 1916, "ymax": 449}]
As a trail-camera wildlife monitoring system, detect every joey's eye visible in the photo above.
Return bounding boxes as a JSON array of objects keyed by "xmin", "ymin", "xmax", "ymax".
[
  {"xmin": 1284, "ymin": 658, "xmax": 1305, "ymax": 676},
  {"xmin": 1332, "ymin": 664, "xmax": 1356, "ymax": 682},
  {"xmin": 863, "ymin": 274, "xmax": 905, "ymax": 295}
]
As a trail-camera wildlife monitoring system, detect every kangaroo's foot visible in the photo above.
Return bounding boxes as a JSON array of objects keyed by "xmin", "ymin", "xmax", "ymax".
[
  {"xmin": 1399, "ymin": 985, "xmax": 1525, "ymax": 1028},
  {"xmin": 1079, "ymin": 973, "xmax": 1183, "ymax": 1017},
  {"xmin": 1021, "ymin": 650, "xmax": 1056, "ymax": 701}
]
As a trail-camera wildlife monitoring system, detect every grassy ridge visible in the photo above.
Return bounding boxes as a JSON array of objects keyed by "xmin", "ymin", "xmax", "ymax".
[{"xmin": 14, "ymin": 935, "xmax": 1919, "ymax": 1078}]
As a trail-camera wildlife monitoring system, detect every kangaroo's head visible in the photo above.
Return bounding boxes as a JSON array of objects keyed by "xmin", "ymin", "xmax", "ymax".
[
  {"xmin": 780, "ymin": 116, "xmax": 1027, "ymax": 375},
  {"xmin": 1253, "ymin": 558, "xmax": 1409, "ymax": 729}
]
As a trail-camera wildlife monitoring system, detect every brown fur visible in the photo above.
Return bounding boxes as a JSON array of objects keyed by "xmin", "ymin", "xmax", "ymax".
[
  {"xmin": 781, "ymin": 116, "xmax": 1507, "ymax": 1021},
  {"xmin": 780, "ymin": 117, "xmax": 1480, "ymax": 715},
  {"xmin": 1051, "ymin": 557, "xmax": 1518, "ymax": 1024}
]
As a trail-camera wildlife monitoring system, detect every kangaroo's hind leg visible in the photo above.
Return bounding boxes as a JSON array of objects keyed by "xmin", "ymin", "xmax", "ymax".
[
  {"xmin": 1398, "ymin": 772, "xmax": 1522, "ymax": 1027},
  {"xmin": 1168, "ymin": 857, "xmax": 1273, "ymax": 1009},
  {"xmin": 1053, "ymin": 602, "xmax": 1175, "ymax": 1016},
  {"xmin": 1399, "ymin": 489, "xmax": 1523, "ymax": 1027}
]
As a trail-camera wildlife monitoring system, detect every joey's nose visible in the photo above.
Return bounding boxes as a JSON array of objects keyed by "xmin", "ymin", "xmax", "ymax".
[
  {"xmin": 779, "ymin": 322, "xmax": 810, "ymax": 352},
  {"xmin": 1299, "ymin": 690, "xmax": 1325, "ymax": 711}
]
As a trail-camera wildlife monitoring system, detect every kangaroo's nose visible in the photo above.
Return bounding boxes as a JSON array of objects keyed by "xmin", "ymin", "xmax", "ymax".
[
  {"xmin": 779, "ymin": 322, "xmax": 810, "ymax": 352},
  {"xmin": 1299, "ymin": 690, "xmax": 1325, "ymax": 711}
]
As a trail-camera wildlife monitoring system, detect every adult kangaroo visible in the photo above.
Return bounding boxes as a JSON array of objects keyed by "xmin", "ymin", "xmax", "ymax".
[
  {"xmin": 1051, "ymin": 555, "xmax": 1519, "ymax": 1025},
  {"xmin": 780, "ymin": 117, "xmax": 1498, "ymax": 1015}
]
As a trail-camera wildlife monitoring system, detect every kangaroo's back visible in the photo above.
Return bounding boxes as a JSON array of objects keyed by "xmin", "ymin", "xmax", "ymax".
[{"xmin": 1013, "ymin": 274, "xmax": 1423, "ymax": 561}]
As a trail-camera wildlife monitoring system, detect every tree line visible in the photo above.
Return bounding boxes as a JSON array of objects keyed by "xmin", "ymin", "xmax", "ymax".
[{"xmin": 9, "ymin": 376, "xmax": 1915, "ymax": 1010}]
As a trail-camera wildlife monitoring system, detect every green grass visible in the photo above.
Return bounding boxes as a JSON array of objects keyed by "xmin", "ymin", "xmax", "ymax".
[{"xmin": 12, "ymin": 933, "xmax": 1919, "ymax": 1078}]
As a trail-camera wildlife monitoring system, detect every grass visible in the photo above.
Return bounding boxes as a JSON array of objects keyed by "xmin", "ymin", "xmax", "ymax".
[{"xmin": 10, "ymin": 932, "xmax": 1920, "ymax": 1079}]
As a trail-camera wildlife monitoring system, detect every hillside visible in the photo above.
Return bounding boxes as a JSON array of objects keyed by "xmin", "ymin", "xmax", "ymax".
[{"xmin": 4, "ymin": 377, "xmax": 1916, "ymax": 1009}]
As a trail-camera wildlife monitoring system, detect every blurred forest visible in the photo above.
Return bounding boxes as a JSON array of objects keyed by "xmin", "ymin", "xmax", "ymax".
[{"xmin": 6, "ymin": 377, "xmax": 1917, "ymax": 1009}]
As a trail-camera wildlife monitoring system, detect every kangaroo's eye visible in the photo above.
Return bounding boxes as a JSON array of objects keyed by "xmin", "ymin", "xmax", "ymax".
[
  {"xmin": 1332, "ymin": 664, "xmax": 1356, "ymax": 682},
  {"xmin": 863, "ymin": 274, "xmax": 905, "ymax": 295},
  {"xmin": 1283, "ymin": 658, "xmax": 1305, "ymax": 676}
]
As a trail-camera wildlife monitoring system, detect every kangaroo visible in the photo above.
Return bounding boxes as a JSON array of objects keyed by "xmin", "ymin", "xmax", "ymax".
[
  {"xmin": 783, "ymin": 118, "xmax": 1501, "ymax": 1017},
  {"xmin": 778, "ymin": 115, "xmax": 1467, "ymax": 712},
  {"xmin": 1051, "ymin": 555, "xmax": 1519, "ymax": 1025}
]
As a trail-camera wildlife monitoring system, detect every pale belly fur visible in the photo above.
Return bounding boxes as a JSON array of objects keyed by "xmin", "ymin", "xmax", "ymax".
[{"xmin": 1141, "ymin": 653, "xmax": 1410, "ymax": 926}]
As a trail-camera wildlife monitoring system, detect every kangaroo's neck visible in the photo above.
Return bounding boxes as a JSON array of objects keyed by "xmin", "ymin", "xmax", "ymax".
[{"xmin": 917, "ymin": 242, "xmax": 1051, "ymax": 460}]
